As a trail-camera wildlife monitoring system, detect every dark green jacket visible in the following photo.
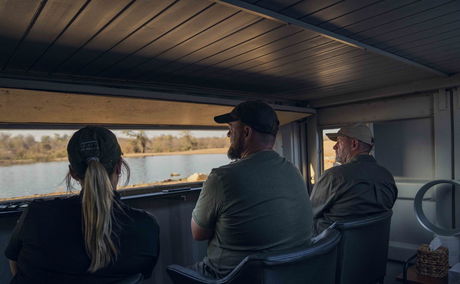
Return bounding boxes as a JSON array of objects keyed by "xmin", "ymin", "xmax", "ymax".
[{"xmin": 311, "ymin": 154, "xmax": 397, "ymax": 234}]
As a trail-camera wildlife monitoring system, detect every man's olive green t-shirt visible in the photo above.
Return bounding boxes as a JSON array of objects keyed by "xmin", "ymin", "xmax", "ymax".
[{"xmin": 192, "ymin": 150, "xmax": 313, "ymax": 277}]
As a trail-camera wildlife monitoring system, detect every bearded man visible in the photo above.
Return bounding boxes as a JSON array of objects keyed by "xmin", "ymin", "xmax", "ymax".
[
  {"xmin": 310, "ymin": 124, "xmax": 398, "ymax": 235},
  {"xmin": 190, "ymin": 100, "xmax": 313, "ymax": 279}
]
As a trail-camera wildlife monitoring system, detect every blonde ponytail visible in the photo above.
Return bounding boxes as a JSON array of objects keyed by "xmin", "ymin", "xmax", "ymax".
[
  {"xmin": 82, "ymin": 159, "xmax": 118, "ymax": 272},
  {"xmin": 67, "ymin": 126, "xmax": 128, "ymax": 272}
]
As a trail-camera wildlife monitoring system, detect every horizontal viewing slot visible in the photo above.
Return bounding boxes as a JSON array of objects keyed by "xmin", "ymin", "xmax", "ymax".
[
  {"xmin": 0, "ymin": 88, "xmax": 313, "ymax": 213},
  {"xmin": 0, "ymin": 128, "xmax": 230, "ymax": 205}
]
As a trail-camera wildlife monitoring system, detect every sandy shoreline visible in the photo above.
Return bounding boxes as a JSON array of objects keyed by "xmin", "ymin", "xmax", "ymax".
[{"xmin": 0, "ymin": 148, "xmax": 228, "ymax": 167}]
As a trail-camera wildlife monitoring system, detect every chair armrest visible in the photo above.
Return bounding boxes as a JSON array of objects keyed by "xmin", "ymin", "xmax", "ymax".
[
  {"xmin": 167, "ymin": 264, "xmax": 217, "ymax": 284},
  {"xmin": 311, "ymin": 223, "xmax": 337, "ymax": 244}
]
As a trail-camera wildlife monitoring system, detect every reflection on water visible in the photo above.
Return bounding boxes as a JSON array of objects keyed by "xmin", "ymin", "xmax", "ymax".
[{"xmin": 0, "ymin": 154, "xmax": 229, "ymax": 199}]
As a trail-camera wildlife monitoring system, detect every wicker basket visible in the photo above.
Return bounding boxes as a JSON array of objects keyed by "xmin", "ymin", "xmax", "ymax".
[{"xmin": 415, "ymin": 244, "xmax": 449, "ymax": 278}]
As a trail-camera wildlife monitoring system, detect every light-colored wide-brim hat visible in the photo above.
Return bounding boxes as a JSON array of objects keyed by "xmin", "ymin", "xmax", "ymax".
[{"xmin": 326, "ymin": 124, "xmax": 374, "ymax": 145}]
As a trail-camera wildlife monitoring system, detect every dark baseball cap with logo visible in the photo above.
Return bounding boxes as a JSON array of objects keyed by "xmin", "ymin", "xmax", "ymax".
[
  {"xmin": 67, "ymin": 126, "xmax": 122, "ymax": 177},
  {"xmin": 214, "ymin": 100, "xmax": 279, "ymax": 135}
]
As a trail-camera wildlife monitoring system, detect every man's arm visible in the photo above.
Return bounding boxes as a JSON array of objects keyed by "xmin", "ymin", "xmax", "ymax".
[
  {"xmin": 310, "ymin": 171, "xmax": 340, "ymax": 218},
  {"xmin": 190, "ymin": 170, "xmax": 221, "ymax": 241},
  {"xmin": 191, "ymin": 218, "xmax": 213, "ymax": 241},
  {"xmin": 9, "ymin": 260, "xmax": 17, "ymax": 276}
]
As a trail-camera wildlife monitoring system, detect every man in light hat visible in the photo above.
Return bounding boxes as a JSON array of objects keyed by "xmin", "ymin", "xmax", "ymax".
[
  {"xmin": 190, "ymin": 100, "xmax": 313, "ymax": 279},
  {"xmin": 310, "ymin": 124, "xmax": 398, "ymax": 234}
]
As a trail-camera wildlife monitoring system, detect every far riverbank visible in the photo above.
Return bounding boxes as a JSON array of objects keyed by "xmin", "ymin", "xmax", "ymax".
[
  {"xmin": 0, "ymin": 148, "xmax": 228, "ymax": 167},
  {"xmin": 123, "ymin": 148, "xmax": 227, "ymax": 158}
]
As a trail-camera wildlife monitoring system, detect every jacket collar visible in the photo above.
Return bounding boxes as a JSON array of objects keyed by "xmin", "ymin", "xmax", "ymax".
[{"xmin": 349, "ymin": 154, "xmax": 375, "ymax": 163}]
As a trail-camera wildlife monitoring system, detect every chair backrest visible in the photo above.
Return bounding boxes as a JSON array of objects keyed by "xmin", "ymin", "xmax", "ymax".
[
  {"xmin": 220, "ymin": 229, "xmax": 342, "ymax": 284},
  {"xmin": 334, "ymin": 211, "xmax": 393, "ymax": 284}
]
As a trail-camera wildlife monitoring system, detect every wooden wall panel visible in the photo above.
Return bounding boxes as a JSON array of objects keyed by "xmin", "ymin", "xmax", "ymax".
[{"xmin": 0, "ymin": 88, "xmax": 310, "ymax": 126}]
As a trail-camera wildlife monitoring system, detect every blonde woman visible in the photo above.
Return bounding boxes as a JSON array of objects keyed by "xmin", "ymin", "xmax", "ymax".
[{"xmin": 5, "ymin": 126, "xmax": 160, "ymax": 284}]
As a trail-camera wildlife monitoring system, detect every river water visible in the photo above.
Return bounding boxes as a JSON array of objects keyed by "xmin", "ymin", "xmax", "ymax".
[{"xmin": 0, "ymin": 154, "xmax": 229, "ymax": 199}]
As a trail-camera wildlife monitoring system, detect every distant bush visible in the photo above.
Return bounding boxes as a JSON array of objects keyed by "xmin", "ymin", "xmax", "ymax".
[
  {"xmin": 119, "ymin": 131, "xmax": 229, "ymax": 154},
  {"xmin": 0, "ymin": 131, "xmax": 229, "ymax": 164},
  {"xmin": 0, "ymin": 133, "xmax": 69, "ymax": 163}
]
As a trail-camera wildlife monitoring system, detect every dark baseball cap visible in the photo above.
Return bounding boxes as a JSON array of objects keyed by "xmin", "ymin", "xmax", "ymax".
[
  {"xmin": 214, "ymin": 100, "xmax": 279, "ymax": 135},
  {"xmin": 67, "ymin": 126, "xmax": 122, "ymax": 176}
]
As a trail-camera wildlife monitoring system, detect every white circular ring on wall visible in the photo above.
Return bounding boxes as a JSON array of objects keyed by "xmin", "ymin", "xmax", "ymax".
[{"xmin": 414, "ymin": 179, "xmax": 460, "ymax": 236}]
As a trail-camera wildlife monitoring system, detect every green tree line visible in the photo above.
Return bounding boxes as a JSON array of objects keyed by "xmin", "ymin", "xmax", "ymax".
[
  {"xmin": 0, "ymin": 131, "xmax": 229, "ymax": 163},
  {"xmin": 0, "ymin": 133, "xmax": 69, "ymax": 162},
  {"xmin": 120, "ymin": 131, "xmax": 229, "ymax": 153}
]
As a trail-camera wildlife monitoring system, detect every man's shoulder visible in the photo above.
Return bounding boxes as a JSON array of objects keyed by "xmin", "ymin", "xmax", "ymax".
[
  {"xmin": 215, "ymin": 160, "xmax": 239, "ymax": 171},
  {"xmin": 335, "ymin": 155, "xmax": 395, "ymax": 181},
  {"xmin": 354, "ymin": 155, "xmax": 395, "ymax": 179},
  {"xmin": 330, "ymin": 156, "xmax": 377, "ymax": 174},
  {"xmin": 374, "ymin": 164, "xmax": 396, "ymax": 182},
  {"xmin": 316, "ymin": 164, "xmax": 353, "ymax": 187},
  {"xmin": 206, "ymin": 163, "xmax": 243, "ymax": 190},
  {"xmin": 322, "ymin": 164, "xmax": 348, "ymax": 178},
  {"xmin": 211, "ymin": 159, "xmax": 245, "ymax": 176},
  {"xmin": 212, "ymin": 151, "xmax": 286, "ymax": 174}
]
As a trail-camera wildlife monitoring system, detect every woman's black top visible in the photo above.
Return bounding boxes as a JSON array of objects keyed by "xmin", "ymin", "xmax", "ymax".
[{"xmin": 5, "ymin": 195, "xmax": 160, "ymax": 284}]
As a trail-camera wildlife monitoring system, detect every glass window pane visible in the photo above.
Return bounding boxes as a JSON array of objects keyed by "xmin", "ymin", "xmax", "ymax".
[
  {"xmin": 322, "ymin": 128, "xmax": 339, "ymax": 171},
  {"xmin": 0, "ymin": 129, "xmax": 229, "ymax": 202}
]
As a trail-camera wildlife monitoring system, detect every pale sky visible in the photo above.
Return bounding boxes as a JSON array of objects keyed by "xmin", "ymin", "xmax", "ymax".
[{"xmin": 0, "ymin": 129, "xmax": 227, "ymax": 140}]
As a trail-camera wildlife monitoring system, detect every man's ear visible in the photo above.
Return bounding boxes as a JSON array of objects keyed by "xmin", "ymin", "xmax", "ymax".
[
  {"xmin": 243, "ymin": 125, "xmax": 252, "ymax": 138},
  {"xmin": 351, "ymin": 139, "xmax": 359, "ymax": 150}
]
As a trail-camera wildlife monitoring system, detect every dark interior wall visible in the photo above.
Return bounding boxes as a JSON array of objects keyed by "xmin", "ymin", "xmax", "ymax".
[
  {"xmin": 374, "ymin": 118, "xmax": 435, "ymax": 260},
  {"xmin": 124, "ymin": 191, "xmax": 207, "ymax": 284},
  {"xmin": 374, "ymin": 118, "xmax": 434, "ymax": 179},
  {"xmin": 0, "ymin": 190, "xmax": 204, "ymax": 284}
]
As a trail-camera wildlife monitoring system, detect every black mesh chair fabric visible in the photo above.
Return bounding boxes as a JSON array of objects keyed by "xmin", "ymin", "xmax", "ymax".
[
  {"xmin": 334, "ymin": 211, "xmax": 393, "ymax": 284},
  {"xmin": 167, "ymin": 229, "xmax": 341, "ymax": 284}
]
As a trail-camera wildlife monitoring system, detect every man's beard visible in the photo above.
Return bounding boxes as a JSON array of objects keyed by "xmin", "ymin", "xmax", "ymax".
[
  {"xmin": 335, "ymin": 153, "xmax": 345, "ymax": 165},
  {"xmin": 335, "ymin": 155, "xmax": 343, "ymax": 164},
  {"xmin": 335, "ymin": 149, "xmax": 349, "ymax": 165},
  {"xmin": 227, "ymin": 135, "xmax": 244, "ymax": 160}
]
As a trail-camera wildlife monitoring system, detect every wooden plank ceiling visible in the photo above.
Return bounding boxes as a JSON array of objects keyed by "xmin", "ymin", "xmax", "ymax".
[{"xmin": 0, "ymin": 0, "xmax": 458, "ymax": 103}]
